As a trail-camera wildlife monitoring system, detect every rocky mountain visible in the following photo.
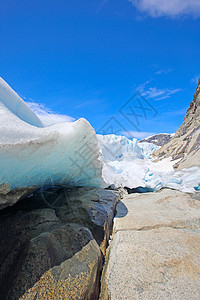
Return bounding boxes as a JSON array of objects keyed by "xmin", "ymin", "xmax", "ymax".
[
  {"xmin": 153, "ymin": 79, "xmax": 200, "ymax": 169},
  {"xmin": 139, "ymin": 133, "xmax": 173, "ymax": 147}
]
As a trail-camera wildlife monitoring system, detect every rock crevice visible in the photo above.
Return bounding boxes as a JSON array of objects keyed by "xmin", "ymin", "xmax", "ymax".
[{"xmin": 0, "ymin": 186, "xmax": 120, "ymax": 299}]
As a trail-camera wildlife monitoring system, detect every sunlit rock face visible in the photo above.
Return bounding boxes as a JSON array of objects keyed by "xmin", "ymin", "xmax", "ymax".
[
  {"xmin": 0, "ymin": 77, "xmax": 106, "ymax": 206},
  {"xmin": 153, "ymin": 79, "xmax": 200, "ymax": 169},
  {"xmin": 176, "ymin": 78, "xmax": 200, "ymax": 138}
]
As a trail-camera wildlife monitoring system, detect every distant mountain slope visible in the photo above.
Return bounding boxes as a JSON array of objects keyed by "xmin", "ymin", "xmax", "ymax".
[
  {"xmin": 153, "ymin": 79, "xmax": 200, "ymax": 169},
  {"xmin": 139, "ymin": 133, "xmax": 173, "ymax": 147},
  {"xmin": 175, "ymin": 79, "xmax": 200, "ymax": 138}
]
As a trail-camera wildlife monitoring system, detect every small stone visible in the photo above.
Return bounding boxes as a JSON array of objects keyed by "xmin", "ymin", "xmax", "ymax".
[{"xmin": 0, "ymin": 183, "xmax": 10, "ymax": 195}]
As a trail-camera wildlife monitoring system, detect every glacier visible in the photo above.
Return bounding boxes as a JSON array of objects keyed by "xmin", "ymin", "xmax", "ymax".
[
  {"xmin": 0, "ymin": 77, "xmax": 44, "ymax": 128},
  {"xmin": 0, "ymin": 76, "xmax": 199, "ymax": 208},
  {"xmin": 98, "ymin": 134, "xmax": 200, "ymax": 193},
  {"xmin": 0, "ymin": 77, "xmax": 106, "ymax": 204}
]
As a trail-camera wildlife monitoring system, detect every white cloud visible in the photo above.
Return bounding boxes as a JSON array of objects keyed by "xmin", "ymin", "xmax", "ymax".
[
  {"xmin": 137, "ymin": 84, "xmax": 182, "ymax": 100},
  {"xmin": 123, "ymin": 131, "xmax": 155, "ymax": 139},
  {"xmin": 155, "ymin": 68, "xmax": 172, "ymax": 75},
  {"xmin": 27, "ymin": 101, "xmax": 75, "ymax": 127},
  {"xmin": 129, "ymin": 0, "xmax": 200, "ymax": 18}
]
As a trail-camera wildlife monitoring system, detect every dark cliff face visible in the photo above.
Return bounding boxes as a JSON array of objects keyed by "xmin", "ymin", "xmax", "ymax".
[{"xmin": 175, "ymin": 78, "xmax": 200, "ymax": 138}]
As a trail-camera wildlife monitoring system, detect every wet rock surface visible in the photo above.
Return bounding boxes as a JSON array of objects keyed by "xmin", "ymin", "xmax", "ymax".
[{"xmin": 0, "ymin": 186, "xmax": 119, "ymax": 299}]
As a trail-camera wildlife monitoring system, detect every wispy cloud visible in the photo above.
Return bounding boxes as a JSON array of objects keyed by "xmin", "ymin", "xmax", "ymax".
[
  {"xmin": 155, "ymin": 68, "xmax": 172, "ymax": 75},
  {"xmin": 129, "ymin": 0, "xmax": 200, "ymax": 18},
  {"xmin": 27, "ymin": 101, "xmax": 75, "ymax": 127},
  {"xmin": 137, "ymin": 84, "xmax": 182, "ymax": 101},
  {"xmin": 191, "ymin": 75, "xmax": 200, "ymax": 85},
  {"xmin": 123, "ymin": 131, "xmax": 155, "ymax": 139}
]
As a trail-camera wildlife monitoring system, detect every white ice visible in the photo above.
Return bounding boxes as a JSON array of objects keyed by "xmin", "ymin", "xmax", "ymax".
[
  {"xmin": 0, "ymin": 77, "xmax": 105, "ymax": 202},
  {"xmin": 0, "ymin": 76, "xmax": 199, "ymax": 205},
  {"xmin": 98, "ymin": 135, "xmax": 200, "ymax": 193}
]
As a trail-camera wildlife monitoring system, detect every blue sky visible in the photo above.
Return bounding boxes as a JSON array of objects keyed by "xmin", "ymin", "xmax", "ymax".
[{"xmin": 0, "ymin": 0, "xmax": 200, "ymax": 138}]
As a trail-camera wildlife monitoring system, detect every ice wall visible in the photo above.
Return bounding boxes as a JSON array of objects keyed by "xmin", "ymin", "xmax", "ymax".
[
  {"xmin": 0, "ymin": 78, "xmax": 106, "ymax": 200},
  {"xmin": 0, "ymin": 76, "xmax": 199, "ymax": 202}
]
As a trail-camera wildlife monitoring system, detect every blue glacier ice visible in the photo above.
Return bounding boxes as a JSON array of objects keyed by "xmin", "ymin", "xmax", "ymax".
[
  {"xmin": 0, "ymin": 77, "xmax": 199, "ymax": 209},
  {"xmin": 98, "ymin": 133, "xmax": 200, "ymax": 193},
  {"xmin": 195, "ymin": 183, "xmax": 200, "ymax": 191},
  {"xmin": 0, "ymin": 77, "xmax": 106, "ymax": 206}
]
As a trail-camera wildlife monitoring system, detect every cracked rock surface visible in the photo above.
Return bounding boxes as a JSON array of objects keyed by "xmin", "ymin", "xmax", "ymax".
[
  {"xmin": 100, "ymin": 189, "xmax": 200, "ymax": 299},
  {"xmin": 0, "ymin": 186, "xmax": 119, "ymax": 299}
]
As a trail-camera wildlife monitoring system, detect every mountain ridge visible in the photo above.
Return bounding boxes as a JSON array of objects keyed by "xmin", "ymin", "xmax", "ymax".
[
  {"xmin": 153, "ymin": 79, "xmax": 200, "ymax": 169},
  {"xmin": 139, "ymin": 133, "xmax": 173, "ymax": 147}
]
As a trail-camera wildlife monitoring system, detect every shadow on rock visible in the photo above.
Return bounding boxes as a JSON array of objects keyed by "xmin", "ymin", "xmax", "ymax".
[
  {"xmin": 0, "ymin": 186, "xmax": 119, "ymax": 299},
  {"xmin": 114, "ymin": 200, "xmax": 128, "ymax": 219}
]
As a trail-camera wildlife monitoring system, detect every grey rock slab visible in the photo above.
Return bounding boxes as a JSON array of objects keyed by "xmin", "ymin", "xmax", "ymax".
[
  {"xmin": 101, "ymin": 189, "xmax": 200, "ymax": 300},
  {"xmin": 113, "ymin": 189, "xmax": 200, "ymax": 232},
  {"xmin": 101, "ymin": 228, "xmax": 200, "ymax": 300}
]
